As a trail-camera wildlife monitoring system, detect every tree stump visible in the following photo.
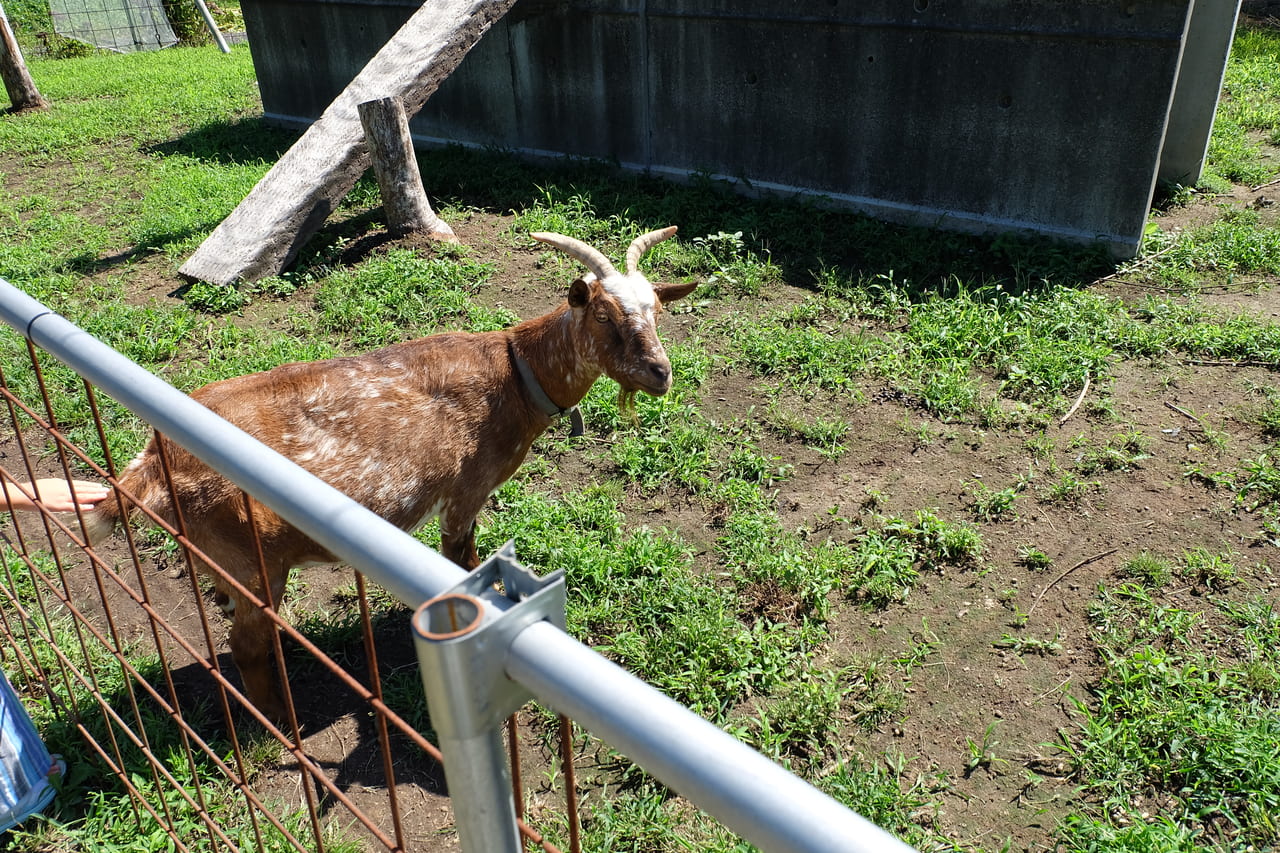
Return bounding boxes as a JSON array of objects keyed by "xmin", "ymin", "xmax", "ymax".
[
  {"xmin": 179, "ymin": 0, "xmax": 515, "ymax": 286},
  {"xmin": 0, "ymin": 10, "xmax": 47, "ymax": 113},
  {"xmin": 358, "ymin": 97, "xmax": 458, "ymax": 242}
]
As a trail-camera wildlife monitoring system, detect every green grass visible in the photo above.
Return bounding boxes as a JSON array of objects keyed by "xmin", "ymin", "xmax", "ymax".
[
  {"xmin": 763, "ymin": 400, "xmax": 852, "ymax": 459},
  {"xmin": 720, "ymin": 276, "xmax": 1280, "ymax": 432},
  {"xmin": 1066, "ymin": 588, "xmax": 1280, "ymax": 850},
  {"xmin": 0, "ymin": 25, "xmax": 1278, "ymax": 853},
  {"xmin": 1203, "ymin": 27, "xmax": 1280, "ymax": 186},
  {"xmin": 315, "ymin": 247, "xmax": 513, "ymax": 346},
  {"xmin": 478, "ymin": 481, "xmax": 829, "ymax": 723},
  {"xmin": 967, "ymin": 480, "xmax": 1021, "ymax": 521}
]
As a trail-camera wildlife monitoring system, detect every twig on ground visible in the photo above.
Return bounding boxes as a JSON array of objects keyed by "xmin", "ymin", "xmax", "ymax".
[
  {"xmin": 1057, "ymin": 375, "xmax": 1091, "ymax": 427},
  {"xmin": 1163, "ymin": 400, "xmax": 1215, "ymax": 441},
  {"xmin": 1182, "ymin": 358, "xmax": 1280, "ymax": 368},
  {"xmin": 1251, "ymin": 176, "xmax": 1280, "ymax": 192},
  {"xmin": 1093, "ymin": 243, "xmax": 1178, "ymax": 285},
  {"xmin": 1027, "ymin": 548, "xmax": 1118, "ymax": 616},
  {"xmin": 1033, "ymin": 676, "xmax": 1073, "ymax": 703},
  {"xmin": 1164, "ymin": 400, "xmax": 1203, "ymax": 425},
  {"xmin": 1167, "ymin": 399, "xmax": 1213, "ymax": 435},
  {"xmin": 1102, "ymin": 278, "xmax": 1267, "ymax": 294}
]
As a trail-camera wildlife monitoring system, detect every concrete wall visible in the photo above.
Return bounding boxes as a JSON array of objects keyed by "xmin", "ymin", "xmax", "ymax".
[
  {"xmin": 242, "ymin": 0, "xmax": 1226, "ymax": 257},
  {"xmin": 1159, "ymin": 0, "xmax": 1243, "ymax": 185}
]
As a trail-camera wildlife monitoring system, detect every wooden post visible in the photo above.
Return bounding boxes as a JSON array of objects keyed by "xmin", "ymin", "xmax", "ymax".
[
  {"xmin": 179, "ymin": 0, "xmax": 514, "ymax": 286},
  {"xmin": 0, "ymin": 3, "xmax": 47, "ymax": 113},
  {"xmin": 358, "ymin": 97, "xmax": 458, "ymax": 242}
]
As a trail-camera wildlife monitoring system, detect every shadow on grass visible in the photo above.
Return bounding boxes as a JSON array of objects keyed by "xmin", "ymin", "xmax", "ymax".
[
  {"xmin": 140, "ymin": 110, "xmax": 1116, "ymax": 300},
  {"xmin": 22, "ymin": 601, "xmax": 449, "ymax": 849},
  {"xmin": 289, "ymin": 143, "xmax": 1118, "ymax": 301},
  {"xmin": 145, "ymin": 116, "xmax": 298, "ymax": 167}
]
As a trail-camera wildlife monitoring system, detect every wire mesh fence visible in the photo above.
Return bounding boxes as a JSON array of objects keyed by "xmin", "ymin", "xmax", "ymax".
[
  {"xmin": 0, "ymin": 278, "xmax": 920, "ymax": 853},
  {"xmin": 0, "ymin": 334, "xmax": 579, "ymax": 851},
  {"xmin": 47, "ymin": 0, "xmax": 177, "ymax": 52}
]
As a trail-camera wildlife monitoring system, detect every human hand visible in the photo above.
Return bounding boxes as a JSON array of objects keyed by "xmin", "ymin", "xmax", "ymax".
[{"xmin": 3, "ymin": 478, "xmax": 111, "ymax": 513}]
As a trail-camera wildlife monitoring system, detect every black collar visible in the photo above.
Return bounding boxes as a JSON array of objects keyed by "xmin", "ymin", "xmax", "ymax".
[{"xmin": 511, "ymin": 348, "xmax": 585, "ymax": 436}]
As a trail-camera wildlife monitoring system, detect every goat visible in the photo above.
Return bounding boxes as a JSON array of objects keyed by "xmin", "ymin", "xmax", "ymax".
[{"xmin": 85, "ymin": 227, "xmax": 695, "ymax": 720}]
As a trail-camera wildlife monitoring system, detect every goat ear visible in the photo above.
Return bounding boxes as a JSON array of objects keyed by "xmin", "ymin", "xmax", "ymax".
[
  {"xmin": 567, "ymin": 277, "xmax": 592, "ymax": 308},
  {"xmin": 653, "ymin": 281, "xmax": 699, "ymax": 305}
]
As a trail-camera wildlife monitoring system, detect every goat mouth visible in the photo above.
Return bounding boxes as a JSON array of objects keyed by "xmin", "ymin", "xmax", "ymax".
[
  {"xmin": 632, "ymin": 361, "xmax": 675, "ymax": 396},
  {"xmin": 615, "ymin": 377, "xmax": 669, "ymax": 425},
  {"xmin": 624, "ymin": 377, "xmax": 672, "ymax": 397}
]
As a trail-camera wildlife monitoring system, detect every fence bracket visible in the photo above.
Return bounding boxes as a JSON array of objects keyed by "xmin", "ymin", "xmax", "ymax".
[{"xmin": 411, "ymin": 541, "xmax": 565, "ymax": 853}]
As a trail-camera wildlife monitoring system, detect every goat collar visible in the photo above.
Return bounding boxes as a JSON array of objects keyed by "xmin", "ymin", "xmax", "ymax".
[{"xmin": 511, "ymin": 348, "xmax": 585, "ymax": 437}]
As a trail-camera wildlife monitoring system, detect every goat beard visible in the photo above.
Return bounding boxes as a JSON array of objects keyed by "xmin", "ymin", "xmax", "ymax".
[{"xmin": 616, "ymin": 387, "xmax": 640, "ymax": 426}]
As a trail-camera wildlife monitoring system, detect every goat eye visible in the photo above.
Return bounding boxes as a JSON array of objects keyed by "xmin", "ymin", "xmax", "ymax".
[{"xmin": 594, "ymin": 312, "xmax": 610, "ymax": 324}]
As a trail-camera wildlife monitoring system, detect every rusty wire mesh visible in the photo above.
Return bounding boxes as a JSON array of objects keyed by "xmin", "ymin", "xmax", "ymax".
[{"xmin": 0, "ymin": 336, "xmax": 580, "ymax": 852}]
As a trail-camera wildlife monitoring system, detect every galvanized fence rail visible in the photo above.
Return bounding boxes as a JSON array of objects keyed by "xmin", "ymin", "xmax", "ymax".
[{"xmin": 0, "ymin": 277, "xmax": 918, "ymax": 853}]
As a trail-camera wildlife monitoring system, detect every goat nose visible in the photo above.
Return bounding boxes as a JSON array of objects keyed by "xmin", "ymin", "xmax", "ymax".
[{"xmin": 648, "ymin": 361, "xmax": 672, "ymax": 387}]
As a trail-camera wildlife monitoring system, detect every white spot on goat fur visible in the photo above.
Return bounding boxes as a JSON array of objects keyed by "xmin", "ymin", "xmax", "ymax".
[
  {"xmin": 292, "ymin": 431, "xmax": 345, "ymax": 468},
  {"xmin": 121, "ymin": 449, "xmax": 148, "ymax": 474},
  {"xmin": 411, "ymin": 498, "xmax": 446, "ymax": 531},
  {"xmin": 303, "ymin": 383, "xmax": 330, "ymax": 409},
  {"xmin": 603, "ymin": 272, "xmax": 657, "ymax": 320},
  {"xmin": 373, "ymin": 465, "xmax": 414, "ymax": 507}
]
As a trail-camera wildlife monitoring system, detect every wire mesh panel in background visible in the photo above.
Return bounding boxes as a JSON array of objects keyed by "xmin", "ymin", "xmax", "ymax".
[{"xmin": 48, "ymin": 0, "xmax": 176, "ymax": 52}]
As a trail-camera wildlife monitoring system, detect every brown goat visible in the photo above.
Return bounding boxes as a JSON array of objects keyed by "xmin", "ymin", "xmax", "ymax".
[{"xmin": 85, "ymin": 228, "xmax": 695, "ymax": 720}]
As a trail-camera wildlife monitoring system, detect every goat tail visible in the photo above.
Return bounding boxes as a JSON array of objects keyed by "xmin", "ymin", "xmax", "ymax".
[
  {"xmin": 82, "ymin": 451, "xmax": 171, "ymax": 547},
  {"xmin": 81, "ymin": 495, "xmax": 122, "ymax": 546}
]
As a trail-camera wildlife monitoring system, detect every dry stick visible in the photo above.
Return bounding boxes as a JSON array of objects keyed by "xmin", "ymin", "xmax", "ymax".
[
  {"xmin": 1027, "ymin": 548, "xmax": 1117, "ymax": 616},
  {"xmin": 1163, "ymin": 400, "xmax": 1213, "ymax": 442},
  {"xmin": 1093, "ymin": 243, "xmax": 1178, "ymax": 285},
  {"xmin": 1033, "ymin": 675, "xmax": 1073, "ymax": 703},
  {"xmin": 1251, "ymin": 176, "xmax": 1280, "ymax": 192},
  {"xmin": 1183, "ymin": 358, "xmax": 1280, "ymax": 368},
  {"xmin": 1164, "ymin": 400, "xmax": 1204, "ymax": 426},
  {"xmin": 1102, "ymin": 278, "xmax": 1267, "ymax": 294},
  {"xmin": 1057, "ymin": 374, "xmax": 1091, "ymax": 427}
]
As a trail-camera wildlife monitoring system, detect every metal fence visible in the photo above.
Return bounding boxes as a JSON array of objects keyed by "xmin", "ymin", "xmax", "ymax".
[
  {"xmin": 46, "ymin": 0, "xmax": 229, "ymax": 53},
  {"xmin": 0, "ymin": 277, "xmax": 917, "ymax": 853}
]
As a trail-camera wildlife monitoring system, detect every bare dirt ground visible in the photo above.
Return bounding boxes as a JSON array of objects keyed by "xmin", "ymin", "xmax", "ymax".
[{"xmin": 4, "ymin": 164, "xmax": 1280, "ymax": 851}]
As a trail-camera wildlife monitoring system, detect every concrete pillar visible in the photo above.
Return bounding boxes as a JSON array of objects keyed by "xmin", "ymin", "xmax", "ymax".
[{"xmin": 1159, "ymin": 0, "xmax": 1245, "ymax": 186}]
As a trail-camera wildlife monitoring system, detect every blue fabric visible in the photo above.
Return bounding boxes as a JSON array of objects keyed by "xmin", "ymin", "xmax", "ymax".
[{"xmin": 0, "ymin": 669, "xmax": 62, "ymax": 834}]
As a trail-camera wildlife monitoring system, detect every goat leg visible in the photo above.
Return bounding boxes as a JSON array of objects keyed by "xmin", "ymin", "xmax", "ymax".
[
  {"xmin": 228, "ymin": 598, "xmax": 286, "ymax": 722},
  {"xmin": 441, "ymin": 517, "xmax": 481, "ymax": 570}
]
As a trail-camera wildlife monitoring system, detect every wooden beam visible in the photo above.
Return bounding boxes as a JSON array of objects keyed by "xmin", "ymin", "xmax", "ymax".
[
  {"xmin": 358, "ymin": 97, "xmax": 458, "ymax": 242},
  {"xmin": 179, "ymin": 0, "xmax": 515, "ymax": 285}
]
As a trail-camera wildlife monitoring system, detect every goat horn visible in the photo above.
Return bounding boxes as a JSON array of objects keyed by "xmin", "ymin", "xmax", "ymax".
[
  {"xmin": 531, "ymin": 232, "xmax": 618, "ymax": 280},
  {"xmin": 625, "ymin": 226, "xmax": 678, "ymax": 275}
]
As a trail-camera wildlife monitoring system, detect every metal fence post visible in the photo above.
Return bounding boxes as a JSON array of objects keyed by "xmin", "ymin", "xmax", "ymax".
[{"xmin": 412, "ymin": 542, "xmax": 566, "ymax": 853}]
